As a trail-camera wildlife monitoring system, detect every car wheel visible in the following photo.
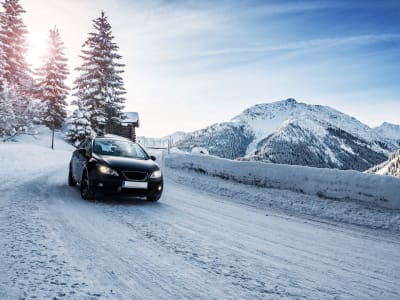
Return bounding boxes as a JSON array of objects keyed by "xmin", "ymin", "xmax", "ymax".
[
  {"xmin": 147, "ymin": 195, "xmax": 161, "ymax": 202},
  {"xmin": 81, "ymin": 171, "xmax": 95, "ymax": 200},
  {"xmin": 68, "ymin": 165, "xmax": 77, "ymax": 186}
]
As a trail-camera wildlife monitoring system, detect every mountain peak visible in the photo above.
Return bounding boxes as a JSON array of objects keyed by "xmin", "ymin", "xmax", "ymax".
[
  {"xmin": 233, "ymin": 99, "xmax": 377, "ymax": 142},
  {"xmin": 380, "ymin": 122, "xmax": 399, "ymax": 128},
  {"xmin": 284, "ymin": 98, "xmax": 297, "ymax": 103},
  {"xmin": 373, "ymin": 122, "xmax": 400, "ymax": 140}
]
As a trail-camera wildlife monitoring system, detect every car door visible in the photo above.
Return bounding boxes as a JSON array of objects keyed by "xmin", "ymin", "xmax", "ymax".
[
  {"xmin": 74, "ymin": 139, "xmax": 91, "ymax": 182},
  {"xmin": 72, "ymin": 140, "xmax": 85, "ymax": 181}
]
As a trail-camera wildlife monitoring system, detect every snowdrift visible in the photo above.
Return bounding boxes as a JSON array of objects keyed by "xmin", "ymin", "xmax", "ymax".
[{"xmin": 165, "ymin": 153, "xmax": 400, "ymax": 210}]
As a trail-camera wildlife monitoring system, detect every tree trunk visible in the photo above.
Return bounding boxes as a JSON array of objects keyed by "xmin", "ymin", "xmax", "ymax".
[{"xmin": 51, "ymin": 120, "xmax": 55, "ymax": 150}]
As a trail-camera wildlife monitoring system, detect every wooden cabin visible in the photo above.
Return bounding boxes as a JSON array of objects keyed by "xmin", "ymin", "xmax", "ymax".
[{"xmin": 105, "ymin": 112, "xmax": 139, "ymax": 142}]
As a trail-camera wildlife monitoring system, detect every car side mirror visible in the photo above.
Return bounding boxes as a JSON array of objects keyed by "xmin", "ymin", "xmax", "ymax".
[
  {"xmin": 78, "ymin": 148, "xmax": 87, "ymax": 156},
  {"xmin": 150, "ymin": 155, "xmax": 156, "ymax": 161}
]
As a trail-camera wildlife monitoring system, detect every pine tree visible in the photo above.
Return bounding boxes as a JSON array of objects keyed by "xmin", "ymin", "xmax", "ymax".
[
  {"xmin": 0, "ymin": 29, "xmax": 5, "ymax": 88},
  {"xmin": 0, "ymin": 84, "xmax": 18, "ymax": 138},
  {"xmin": 65, "ymin": 108, "xmax": 93, "ymax": 146},
  {"xmin": 0, "ymin": 0, "xmax": 35, "ymax": 137},
  {"xmin": 36, "ymin": 26, "xmax": 69, "ymax": 130},
  {"xmin": 73, "ymin": 10, "xmax": 126, "ymax": 135},
  {"xmin": 0, "ymin": 0, "xmax": 32, "ymax": 93}
]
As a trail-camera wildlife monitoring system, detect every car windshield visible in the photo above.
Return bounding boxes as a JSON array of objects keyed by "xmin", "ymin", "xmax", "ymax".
[{"xmin": 93, "ymin": 139, "xmax": 149, "ymax": 160}]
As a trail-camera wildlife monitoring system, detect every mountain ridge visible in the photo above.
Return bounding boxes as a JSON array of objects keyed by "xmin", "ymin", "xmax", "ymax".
[{"xmin": 161, "ymin": 99, "xmax": 400, "ymax": 171}]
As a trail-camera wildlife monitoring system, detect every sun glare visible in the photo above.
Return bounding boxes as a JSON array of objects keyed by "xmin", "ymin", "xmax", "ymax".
[{"xmin": 26, "ymin": 33, "xmax": 48, "ymax": 69}]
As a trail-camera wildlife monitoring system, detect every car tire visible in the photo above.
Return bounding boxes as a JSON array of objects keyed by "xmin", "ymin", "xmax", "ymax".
[
  {"xmin": 147, "ymin": 195, "xmax": 161, "ymax": 202},
  {"xmin": 81, "ymin": 171, "xmax": 96, "ymax": 200},
  {"xmin": 68, "ymin": 165, "xmax": 77, "ymax": 186}
]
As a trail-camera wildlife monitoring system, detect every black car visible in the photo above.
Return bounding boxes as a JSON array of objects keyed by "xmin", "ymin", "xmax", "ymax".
[{"xmin": 68, "ymin": 135, "xmax": 163, "ymax": 201}]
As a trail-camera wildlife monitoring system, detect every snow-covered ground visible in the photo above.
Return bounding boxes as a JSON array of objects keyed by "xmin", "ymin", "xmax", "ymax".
[{"xmin": 1, "ymin": 130, "xmax": 400, "ymax": 299}]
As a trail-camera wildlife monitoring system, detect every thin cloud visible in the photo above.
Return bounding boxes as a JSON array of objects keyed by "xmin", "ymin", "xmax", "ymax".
[
  {"xmin": 236, "ymin": 0, "xmax": 346, "ymax": 18},
  {"xmin": 186, "ymin": 34, "xmax": 400, "ymax": 58}
]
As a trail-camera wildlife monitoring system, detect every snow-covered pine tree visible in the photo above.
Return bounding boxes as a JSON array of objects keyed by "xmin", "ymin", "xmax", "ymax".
[
  {"xmin": 0, "ymin": 26, "xmax": 4, "ymax": 88},
  {"xmin": 35, "ymin": 26, "xmax": 69, "ymax": 130},
  {"xmin": 0, "ymin": 84, "xmax": 18, "ymax": 138},
  {"xmin": 0, "ymin": 0, "xmax": 35, "ymax": 136},
  {"xmin": 0, "ymin": 0, "xmax": 32, "ymax": 93},
  {"xmin": 0, "ymin": 37, "xmax": 17, "ymax": 138},
  {"xmin": 73, "ymin": 10, "xmax": 126, "ymax": 135},
  {"xmin": 65, "ymin": 108, "xmax": 93, "ymax": 146}
]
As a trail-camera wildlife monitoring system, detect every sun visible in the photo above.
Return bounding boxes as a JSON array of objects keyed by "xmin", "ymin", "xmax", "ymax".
[{"xmin": 26, "ymin": 32, "xmax": 49, "ymax": 69}]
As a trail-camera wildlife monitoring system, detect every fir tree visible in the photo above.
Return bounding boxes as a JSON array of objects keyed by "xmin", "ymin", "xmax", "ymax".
[
  {"xmin": 0, "ymin": 84, "xmax": 18, "ymax": 138},
  {"xmin": 36, "ymin": 26, "xmax": 69, "ymax": 130},
  {"xmin": 0, "ymin": 0, "xmax": 35, "ymax": 137},
  {"xmin": 73, "ymin": 10, "xmax": 126, "ymax": 135},
  {"xmin": 0, "ymin": 30, "xmax": 5, "ymax": 88},
  {"xmin": 0, "ymin": 0, "xmax": 32, "ymax": 93},
  {"xmin": 65, "ymin": 108, "xmax": 93, "ymax": 146}
]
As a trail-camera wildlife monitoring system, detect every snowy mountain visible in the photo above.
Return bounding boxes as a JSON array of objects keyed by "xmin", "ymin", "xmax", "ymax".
[
  {"xmin": 175, "ymin": 99, "xmax": 400, "ymax": 171},
  {"xmin": 372, "ymin": 122, "xmax": 400, "ymax": 141},
  {"xmin": 367, "ymin": 150, "xmax": 400, "ymax": 177},
  {"xmin": 175, "ymin": 122, "xmax": 254, "ymax": 160}
]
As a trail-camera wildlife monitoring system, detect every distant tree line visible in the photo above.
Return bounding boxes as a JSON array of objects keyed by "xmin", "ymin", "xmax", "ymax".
[{"xmin": 0, "ymin": 0, "xmax": 126, "ymax": 146}]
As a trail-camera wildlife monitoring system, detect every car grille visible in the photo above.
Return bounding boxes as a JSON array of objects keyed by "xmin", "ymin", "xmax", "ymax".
[{"xmin": 122, "ymin": 171, "xmax": 148, "ymax": 181}]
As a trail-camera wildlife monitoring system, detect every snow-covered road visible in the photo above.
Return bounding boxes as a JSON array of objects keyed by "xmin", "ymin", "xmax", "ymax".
[{"xmin": 1, "ymin": 145, "xmax": 399, "ymax": 299}]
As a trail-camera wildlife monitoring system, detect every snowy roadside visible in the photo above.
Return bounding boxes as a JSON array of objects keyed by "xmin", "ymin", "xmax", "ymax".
[
  {"xmin": 165, "ymin": 153, "xmax": 400, "ymax": 209},
  {"xmin": 165, "ymin": 163, "xmax": 400, "ymax": 232}
]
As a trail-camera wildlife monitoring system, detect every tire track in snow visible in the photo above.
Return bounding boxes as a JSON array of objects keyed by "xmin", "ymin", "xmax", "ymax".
[
  {"xmin": 39, "ymin": 168, "xmax": 243, "ymax": 299},
  {"xmin": 0, "ymin": 170, "xmax": 101, "ymax": 299}
]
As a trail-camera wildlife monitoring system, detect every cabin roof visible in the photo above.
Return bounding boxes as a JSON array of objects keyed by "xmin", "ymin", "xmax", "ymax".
[{"xmin": 121, "ymin": 112, "xmax": 139, "ymax": 124}]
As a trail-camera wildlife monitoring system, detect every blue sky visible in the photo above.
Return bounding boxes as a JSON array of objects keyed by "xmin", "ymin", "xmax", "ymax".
[{"xmin": 22, "ymin": 0, "xmax": 400, "ymax": 136}]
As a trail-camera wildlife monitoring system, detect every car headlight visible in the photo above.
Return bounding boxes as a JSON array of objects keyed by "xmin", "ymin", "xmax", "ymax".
[
  {"xmin": 97, "ymin": 164, "xmax": 119, "ymax": 176},
  {"xmin": 150, "ymin": 170, "xmax": 162, "ymax": 179}
]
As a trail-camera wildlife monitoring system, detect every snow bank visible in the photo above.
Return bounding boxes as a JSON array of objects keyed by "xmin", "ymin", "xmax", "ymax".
[
  {"xmin": 7, "ymin": 125, "xmax": 74, "ymax": 151},
  {"xmin": 0, "ymin": 126, "xmax": 74, "ymax": 182},
  {"xmin": 165, "ymin": 153, "xmax": 400, "ymax": 210},
  {"xmin": 191, "ymin": 147, "xmax": 209, "ymax": 155}
]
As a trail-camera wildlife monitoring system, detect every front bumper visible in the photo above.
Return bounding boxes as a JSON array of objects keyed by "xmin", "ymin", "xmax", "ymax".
[{"xmin": 91, "ymin": 170, "xmax": 163, "ymax": 197}]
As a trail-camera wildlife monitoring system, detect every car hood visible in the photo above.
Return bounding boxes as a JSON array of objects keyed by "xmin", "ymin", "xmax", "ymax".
[{"xmin": 94, "ymin": 154, "xmax": 160, "ymax": 172}]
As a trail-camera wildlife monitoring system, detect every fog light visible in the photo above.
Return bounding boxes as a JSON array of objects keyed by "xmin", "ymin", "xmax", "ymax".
[
  {"xmin": 98, "ymin": 182, "xmax": 104, "ymax": 187},
  {"xmin": 158, "ymin": 185, "xmax": 162, "ymax": 191}
]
